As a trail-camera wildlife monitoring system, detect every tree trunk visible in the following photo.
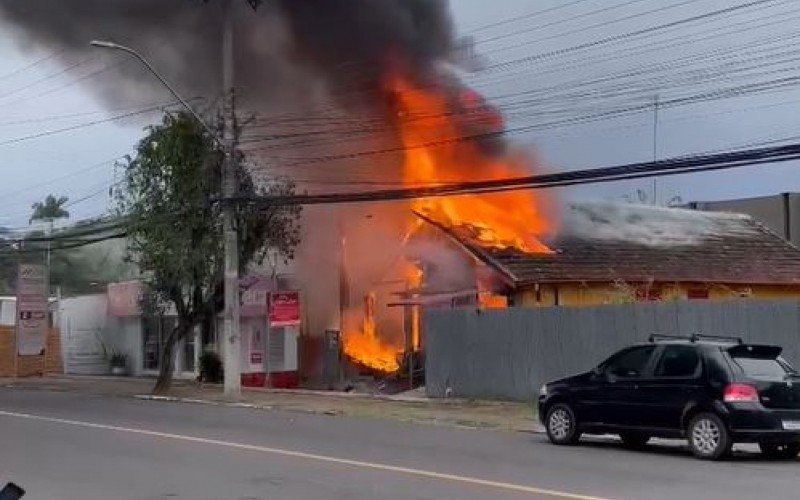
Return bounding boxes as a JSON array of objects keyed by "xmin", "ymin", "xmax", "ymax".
[{"xmin": 153, "ymin": 325, "xmax": 185, "ymax": 394}]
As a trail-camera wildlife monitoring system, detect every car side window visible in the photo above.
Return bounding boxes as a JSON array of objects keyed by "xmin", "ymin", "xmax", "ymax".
[
  {"xmin": 604, "ymin": 346, "xmax": 656, "ymax": 378},
  {"xmin": 654, "ymin": 345, "xmax": 701, "ymax": 378}
]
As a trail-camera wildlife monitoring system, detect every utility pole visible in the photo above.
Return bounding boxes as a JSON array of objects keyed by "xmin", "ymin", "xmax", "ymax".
[
  {"xmin": 221, "ymin": 0, "xmax": 241, "ymax": 397},
  {"xmin": 652, "ymin": 94, "xmax": 659, "ymax": 206}
]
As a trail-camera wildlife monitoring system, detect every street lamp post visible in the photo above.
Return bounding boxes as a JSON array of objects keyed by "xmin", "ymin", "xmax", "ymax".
[
  {"xmin": 91, "ymin": 25, "xmax": 243, "ymax": 397},
  {"xmin": 89, "ymin": 41, "xmax": 217, "ymax": 138}
]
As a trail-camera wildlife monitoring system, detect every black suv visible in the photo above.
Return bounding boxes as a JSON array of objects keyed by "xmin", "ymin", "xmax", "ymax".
[{"xmin": 538, "ymin": 335, "xmax": 800, "ymax": 460}]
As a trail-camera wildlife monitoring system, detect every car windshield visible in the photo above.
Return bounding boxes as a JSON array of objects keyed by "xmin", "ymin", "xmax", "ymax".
[{"xmin": 732, "ymin": 356, "xmax": 794, "ymax": 379}]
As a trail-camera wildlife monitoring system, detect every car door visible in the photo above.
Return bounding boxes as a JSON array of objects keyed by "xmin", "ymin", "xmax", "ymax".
[
  {"xmin": 635, "ymin": 345, "xmax": 703, "ymax": 431},
  {"xmin": 593, "ymin": 345, "xmax": 658, "ymax": 427}
]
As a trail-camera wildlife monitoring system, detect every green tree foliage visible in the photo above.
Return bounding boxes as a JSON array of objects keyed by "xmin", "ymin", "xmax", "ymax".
[
  {"xmin": 116, "ymin": 112, "xmax": 301, "ymax": 393},
  {"xmin": 29, "ymin": 194, "xmax": 69, "ymax": 224}
]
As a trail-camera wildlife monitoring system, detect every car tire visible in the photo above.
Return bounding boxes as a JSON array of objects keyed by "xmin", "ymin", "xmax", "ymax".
[
  {"xmin": 759, "ymin": 442, "xmax": 800, "ymax": 460},
  {"xmin": 619, "ymin": 432, "xmax": 650, "ymax": 449},
  {"xmin": 688, "ymin": 412, "xmax": 732, "ymax": 460},
  {"xmin": 545, "ymin": 403, "xmax": 581, "ymax": 445}
]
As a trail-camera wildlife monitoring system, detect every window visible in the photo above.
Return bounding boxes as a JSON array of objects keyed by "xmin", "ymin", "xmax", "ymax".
[
  {"xmin": 142, "ymin": 316, "xmax": 177, "ymax": 371},
  {"xmin": 183, "ymin": 335, "xmax": 196, "ymax": 372},
  {"xmin": 142, "ymin": 317, "xmax": 161, "ymax": 371},
  {"xmin": 655, "ymin": 346, "xmax": 701, "ymax": 377},
  {"xmin": 604, "ymin": 346, "xmax": 656, "ymax": 378},
  {"xmin": 733, "ymin": 356, "xmax": 792, "ymax": 378}
]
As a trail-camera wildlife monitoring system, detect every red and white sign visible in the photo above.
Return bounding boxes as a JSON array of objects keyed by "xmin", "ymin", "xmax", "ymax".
[
  {"xmin": 16, "ymin": 263, "xmax": 47, "ymax": 355},
  {"xmin": 269, "ymin": 291, "xmax": 300, "ymax": 327}
]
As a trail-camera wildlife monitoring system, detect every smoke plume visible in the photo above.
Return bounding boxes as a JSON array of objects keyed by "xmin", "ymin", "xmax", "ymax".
[
  {"xmin": 0, "ymin": 1, "xmax": 460, "ymax": 118},
  {"xmin": 1, "ymin": 2, "xmax": 550, "ymax": 365}
]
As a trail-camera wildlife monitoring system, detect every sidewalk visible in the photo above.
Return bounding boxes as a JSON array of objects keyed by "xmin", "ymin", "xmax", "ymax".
[{"xmin": 0, "ymin": 375, "xmax": 541, "ymax": 433}]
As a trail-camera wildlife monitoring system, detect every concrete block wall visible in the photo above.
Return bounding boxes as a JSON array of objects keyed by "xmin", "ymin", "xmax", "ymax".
[{"xmin": 0, "ymin": 326, "xmax": 63, "ymax": 377}]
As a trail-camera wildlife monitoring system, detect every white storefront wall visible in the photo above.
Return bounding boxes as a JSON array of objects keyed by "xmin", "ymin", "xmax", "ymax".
[{"xmin": 58, "ymin": 293, "xmax": 199, "ymax": 377}]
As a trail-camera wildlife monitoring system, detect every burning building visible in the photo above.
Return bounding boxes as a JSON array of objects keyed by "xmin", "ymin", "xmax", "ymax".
[
  {"xmin": 422, "ymin": 201, "xmax": 800, "ymax": 307},
  {"xmin": 0, "ymin": 1, "xmax": 555, "ymax": 383}
]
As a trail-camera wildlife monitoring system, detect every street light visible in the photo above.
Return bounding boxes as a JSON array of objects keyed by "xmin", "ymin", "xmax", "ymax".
[
  {"xmin": 89, "ymin": 40, "xmax": 217, "ymax": 139},
  {"xmin": 90, "ymin": 34, "xmax": 243, "ymax": 397}
]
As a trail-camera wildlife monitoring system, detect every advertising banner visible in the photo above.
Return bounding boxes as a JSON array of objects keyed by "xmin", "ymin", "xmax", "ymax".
[
  {"xmin": 16, "ymin": 263, "xmax": 47, "ymax": 355},
  {"xmin": 268, "ymin": 291, "xmax": 300, "ymax": 327}
]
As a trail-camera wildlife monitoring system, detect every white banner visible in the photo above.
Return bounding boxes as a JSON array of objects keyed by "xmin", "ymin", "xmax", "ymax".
[
  {"xmin": 240, "ymin": 318, "xmax": 265, "ymax": 374},
  {"xmin": 16, "ymin": 263, "xmax": 47, "ymax": 355}
]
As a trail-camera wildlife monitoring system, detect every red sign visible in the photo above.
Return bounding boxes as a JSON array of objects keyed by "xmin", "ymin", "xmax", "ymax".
[{"xmin": 269, "ymin": 291, "xmax": 300, "ymax": 327}]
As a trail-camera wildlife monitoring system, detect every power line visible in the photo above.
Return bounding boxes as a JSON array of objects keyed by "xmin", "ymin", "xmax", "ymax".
[
  {"xmin": 240, "ymin": 2, "xmax": 800, "ymax": 133},
  {"xmin": 0, "ymin": 48, "xmax": 64, "ymax": 83},
  {"xmin": 466, "ymin": 0, "xmax": 594, "ymax": 34},
  {"xmin": 0, "ymin": 102, "xmax": 182, "ymax": 149},
  {"xmin": 241, "ymin": 70, "xmax": 800, "ymax": 167},
  {"xmin": 232, "ymin": 143, "xmax": 800, "ymax": 207},
  {"xmin": 477, "ymin": 0, "xmax": 685, "ymax": 47},
  {"xmin": 483, "ymin": 0, "xmax": 782, "ymax": 73},
  {"xmin": 0, "ymin": 55, "xmax": 98, "ymax": 101}
]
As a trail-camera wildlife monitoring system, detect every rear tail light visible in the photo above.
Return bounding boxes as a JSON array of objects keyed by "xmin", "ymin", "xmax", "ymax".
[{"xmin": 724, "ymin": 383, "xmax": 759, "ymax": 402}]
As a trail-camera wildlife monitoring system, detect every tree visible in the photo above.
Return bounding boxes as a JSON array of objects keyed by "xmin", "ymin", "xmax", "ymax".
[
  {"xmin": 116, "ymin": 112, "xmax": 301, "ymax": 393},
  {"xmin": 30, "ymin": 194, "xmax": 69, "ymax": 224}
]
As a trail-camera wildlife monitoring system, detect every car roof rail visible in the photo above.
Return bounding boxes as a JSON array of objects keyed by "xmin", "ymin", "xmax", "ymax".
[
  {"xmin": 648, "ymin": 334, "xmax": 692, "ymax": 343},
  {"xmin": 690, "ymin": 334, "xmax": 743, "ymax": 344}
]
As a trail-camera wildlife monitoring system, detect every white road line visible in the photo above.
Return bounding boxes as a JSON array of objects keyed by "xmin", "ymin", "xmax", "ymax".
[{"xmin": 0, "ymin": 409, "xmax": 609, "ymax": 500}]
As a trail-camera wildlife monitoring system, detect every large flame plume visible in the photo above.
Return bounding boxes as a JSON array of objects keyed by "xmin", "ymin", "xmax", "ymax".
[{"xmin": 342, "ymin": 68, "xmax": 552, "ymax": 373}]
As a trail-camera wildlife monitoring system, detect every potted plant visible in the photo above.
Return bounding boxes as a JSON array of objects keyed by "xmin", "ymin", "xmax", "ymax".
[{"xmin": 110, "ymin": 352, "xmax": 128, "ymax": 376}]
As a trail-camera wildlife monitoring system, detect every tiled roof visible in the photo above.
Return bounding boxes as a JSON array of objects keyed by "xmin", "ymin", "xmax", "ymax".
[{"xmin": 424, "ymin": 202, "xmax": 800, "ymax": 286}]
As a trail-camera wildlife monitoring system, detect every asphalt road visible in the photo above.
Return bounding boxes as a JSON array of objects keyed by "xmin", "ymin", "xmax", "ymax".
[{"xmin": 0, "ymin": 388, "xmax": 797, "ymax": 500}]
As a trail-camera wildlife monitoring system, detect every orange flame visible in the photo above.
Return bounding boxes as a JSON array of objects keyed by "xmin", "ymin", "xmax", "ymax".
[
  {"xmin": 344, "ymin": 293, "xmax": 401, "ymax": 373},
  {"xmin": 407, "ymin": 262, "xmax": 423, "ymax": 350},
  {"xmin": 388, "ymin": 74, "xmax": 551, "ymax": 254},
  {"xmin": 342, "ymin": 71, "xmax": 551, "ymax": 373}
]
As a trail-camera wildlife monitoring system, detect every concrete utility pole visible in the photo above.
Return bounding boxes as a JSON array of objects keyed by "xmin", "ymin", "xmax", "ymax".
[
  {"xmin": 92, "ymin": 0, "xmax": 257, "ymax": 397},
  {"xmin": 221, "ymin": 0, "xmax": 242, "ymax": 397}
]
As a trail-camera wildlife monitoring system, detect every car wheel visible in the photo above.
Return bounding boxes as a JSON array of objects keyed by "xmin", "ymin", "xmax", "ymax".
[
  {"xmin": 688, "ymin": 412, "xmax": 732, "ymax": 460},
  {"xmin": 545, "ymin": 403, "xmax": 580, "ymax": 445},
  {"xmin": 759, "ymin": 442, "xmax": 800, "ymax": 460},
  {"xmin": 619, "ymin": 432, "xmax": 650, "ymax": 449}
]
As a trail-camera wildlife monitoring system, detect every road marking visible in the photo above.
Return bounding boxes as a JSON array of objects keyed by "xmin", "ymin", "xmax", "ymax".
[{"xmin": 0, "ymin": 409, "xmax": 609, "ymax": 500}]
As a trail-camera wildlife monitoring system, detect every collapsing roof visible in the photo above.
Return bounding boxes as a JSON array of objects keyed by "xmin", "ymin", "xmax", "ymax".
[{"xmin": 421, "ymin": 201, "xmax": 800, "ymax": 286}]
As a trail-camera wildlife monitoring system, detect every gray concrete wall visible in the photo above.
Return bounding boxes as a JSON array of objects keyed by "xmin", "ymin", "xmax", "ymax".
[{"xmin": 425, "ymin": 300, "xmax": 800, "ymax": 401}]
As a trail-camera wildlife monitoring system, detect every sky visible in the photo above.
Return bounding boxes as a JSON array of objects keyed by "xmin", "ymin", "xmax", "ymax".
[{"xmin": 2, "ymin": 0, "xmax": 800, "ymax": 230}]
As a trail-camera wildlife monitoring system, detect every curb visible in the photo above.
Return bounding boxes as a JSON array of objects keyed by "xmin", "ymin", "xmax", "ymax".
[{"xmin": 133, "ymin": 394, "xmax": 545, "ymax": 434}]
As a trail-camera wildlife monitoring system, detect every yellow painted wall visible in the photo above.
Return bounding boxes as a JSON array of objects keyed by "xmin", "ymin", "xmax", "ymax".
[{"xmin": 515, "ymin": 282, "xmax": 800, "ymax": 307}]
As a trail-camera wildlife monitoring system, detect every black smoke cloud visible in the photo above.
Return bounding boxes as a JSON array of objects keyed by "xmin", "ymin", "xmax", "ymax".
[
  {"xmin": 0, "ymin": 0, "xmax": 458, "ymax": 113},
  {"xmin": 276, "ymin": 0, "xmax": 455, "ymax": 93}
]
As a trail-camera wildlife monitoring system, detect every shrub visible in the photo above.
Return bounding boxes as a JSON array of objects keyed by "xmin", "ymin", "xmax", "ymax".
[{"xmin": 199, "ymin": 351, "xmax": 223, "ymax": 383}]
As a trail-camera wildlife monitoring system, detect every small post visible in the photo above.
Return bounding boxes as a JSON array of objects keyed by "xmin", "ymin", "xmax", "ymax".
[{"xmin": 652, "ymin": 94, "xmax": 659, "ymax": 206}]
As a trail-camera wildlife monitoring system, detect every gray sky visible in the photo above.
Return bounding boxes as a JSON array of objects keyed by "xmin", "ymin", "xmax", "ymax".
[{"xmin": 2, "ymin": 0, "xmax": 800, "ymax": 229}]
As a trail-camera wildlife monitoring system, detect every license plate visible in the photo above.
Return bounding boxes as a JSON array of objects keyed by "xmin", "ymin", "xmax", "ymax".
[{"xmin": 782, "ymin": 420, "xmax": 800, "ymax": 430}]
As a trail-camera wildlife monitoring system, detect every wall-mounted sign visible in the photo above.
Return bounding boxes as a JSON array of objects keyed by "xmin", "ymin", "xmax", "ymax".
[{"xmin": 269, "ymin": 291, "xmax": 300, "ymax": 327}]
